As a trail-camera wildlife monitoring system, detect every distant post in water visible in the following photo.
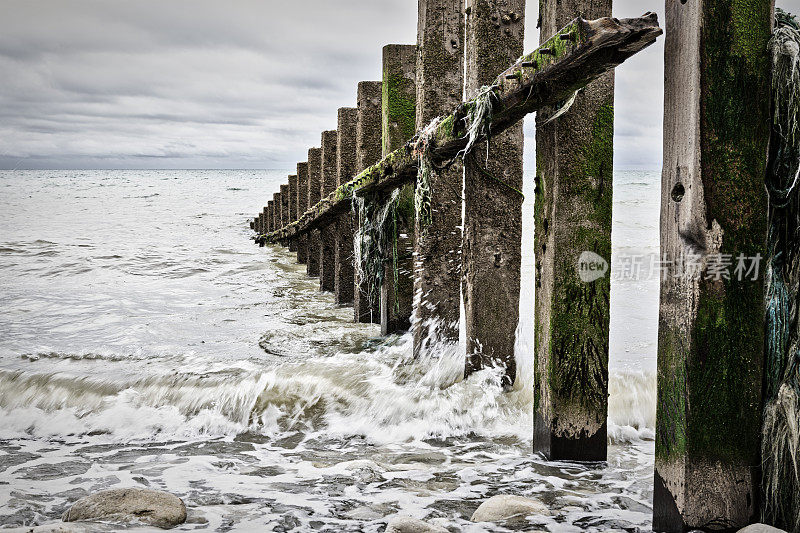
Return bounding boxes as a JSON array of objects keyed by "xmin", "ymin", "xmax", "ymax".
[
  {"xmin": 268, "ymin": 200, "xmax": 275, "ymax": 233},
  {"xmin": 296, "ymin": 162, "xmax": 309, "ymax": 264},
  {"xmin": 414, "ymin": 0, "xmax": 464, "ymax": 354},
  {"xmin": 380, "ymin": 44, "xmax": 416, "ymax": 335},
  {"xmin": 307, "ymin": 148, "xmax": 322, "ymax": 277},
  {"xmin": 463, "ymin": 0, "xmax": 525, "ymax": 388},
  {"xmin": 288, "ymin": 175, "xmax": 298, "ymax": 252},
  {"xmin": 280, "ymin": 184, "xmax": 290, "ymax": 245},
  {"xmin": 653, "ymin": 0, "xmax": 771, "ymax": 530},
  {"xmin": 533, "ymin": 0, "xmax": 614, "ymax": 461},
  {"xmin": 319, "ymin": 130, "xmax": 338, "ymax": 292},
  {"xmin": 354, "ymin": 81, "xmax": 383, "ymax": 324},
  {"xmin": 335, "ymin": 108, "xmax": 358, "ymax": 305}
]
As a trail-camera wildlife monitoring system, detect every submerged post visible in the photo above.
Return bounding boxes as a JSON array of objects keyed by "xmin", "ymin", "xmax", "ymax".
[
  {"xmin": 335, "ymin": 108, "xmax": 358, "ymax": 305},
  {"xmin": 354, "ymin": 81, "xmax": 383, "ymax": 324},
  {"xmin": 533, "ymin": 0, "xmax": 614, "ymax": 461},
  {"xmin": 296, "ymin": 162, "xmax": 309, "ymax": 264},
  {"xmin": 413, "ymin": 0, "xmax": 465, "ymax": 353},
  {"xmin": 319, "ymin": 130, "xmax": 338, "ymax": 292},
  {"xmin": 381, "ymin": 44, "xmax": 417, "ymax": 335},
  {"xmin": 463, "ymin": 0, "xmax": 525, "ymax": 388},
  {"xmin": 288, "ymin": 175, "xmax": 298, "ymax": 252},
  {"xmin": 653, "ymin": 0, "xmax": 771, "ymax": 530}
]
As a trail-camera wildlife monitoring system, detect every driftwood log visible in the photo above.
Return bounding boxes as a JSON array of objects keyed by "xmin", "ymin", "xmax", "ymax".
[{"xmin": 262, "ymin": 13, "xmax": 662, "ymax": 241}]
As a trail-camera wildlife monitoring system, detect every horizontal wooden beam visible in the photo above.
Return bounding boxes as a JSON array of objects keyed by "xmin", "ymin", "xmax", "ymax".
[{"xmin": 261, "ymin": 13, "xmax": 662, "ymax": 241}]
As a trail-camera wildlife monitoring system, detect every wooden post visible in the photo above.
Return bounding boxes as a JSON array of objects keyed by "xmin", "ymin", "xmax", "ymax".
[
  {"xmin": 463, "ymin": 0, "xmax": 525, "ymax": 388},
  {"xmin": 319, "ymin": 130, "xmax": 338, "ymax": 292},
  {"xmin": 355, "ymin": 81, "xmax": 383, "ymax": 324},
  {"xmin": 381, "ymin": 44, "xmax": 417, "ymax": 335},
  {"xmin": 280, "ymin": 184, "xmax": 290, "ymax": 245},
  {"xmin": 262, "ymin": 206, "xmax": 269, "ymax": 235},
  {"xmin": 307, "ymin": 148, "xmax": 322, "ymax": 277},
  {"xmin": 653, "ymin": 0, "xmax": 772, "ymax": 530},
  {"xmin": 268, "ymin": 200, "xmax": 275, "ymax": 233},
  {"xmin": 288, "ymin": 175, "xmax": 298, "ymax": 252},
  {"xmin": 296, "ymin": 162, "xmax": 309, "ymax": 264},
  {"xmin": 414, "ymin": 0, "xmax": 464, "ymax": 353},
  {"xmin": 533, "ymin": 0, "xmax": 614, "ymax": 461},
  {"xmin": 335, "ymin": 108, "xmax": 358, "ymax": 305},
  {"xmin": 273, "ymin": 192, "xmax": 281, "ymax": 233},
  {"xmin": 256, "ymin": 213, "xmax": 263, "ymax": 234}
]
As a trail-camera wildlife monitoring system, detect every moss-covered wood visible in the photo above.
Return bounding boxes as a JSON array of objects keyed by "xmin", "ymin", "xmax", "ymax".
[
  {"xmin": 653, "ymin": 0, "xmax": 772, "ymax": 531},
  {"xmin": 260, "ymin": 14, "xmax": 661, "ymax": 242}
]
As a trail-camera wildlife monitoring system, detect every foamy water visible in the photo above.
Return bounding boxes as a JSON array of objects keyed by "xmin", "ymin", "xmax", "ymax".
[{"xmin": 0, "ymin": 169, "xmax": 659, "ymax": 531}]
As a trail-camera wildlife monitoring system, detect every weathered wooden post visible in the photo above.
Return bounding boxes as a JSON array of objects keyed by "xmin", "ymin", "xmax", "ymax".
[
  {"xmin": 268, "ymin": 200, "xmax": 275, "ymax": 233},
  {"xmin": 280, "ymin": 184, "xmax": 290, "ymax": 244},
  {"xmin": 381, "ymin": 44, "xmax": 417, "ymax": 334},
  {"xmin": 413, "ymin": 0, "xmax": 465, "ymax": 353},
  {"xmin": 354, "ymin": 81, "xmax": 383, "ymax": 323},
  {"xmin": 256, "ymin": 213, "xmax": 263, "ymax": 234},
  {"xmin": 653, "ymin": 0, "xmax": 772, "ymax": 530},
  {"xmin": 533, "ymin": 0, "xmax": 614, "ymax": 461},
  {"xmin": 319, "ymin": 130, "xmax": 338, "ymax": 291},
  {"xmin": 288, "ymin": 175, "xmax": 298, "ymax": 252},
  {"xmin": 263, "ymin": 206, "xmax": 269, "ymax": 235},
  {"xmin": 307, "ymin": 148, "xmax": 322, "ymax": 277},
  {"xmin": 273, "ymin": 192, "xmax": 281, "ymax": 233},
  {"xmin": 335, "ymin": 108, "xmax": 358, "ymax": 305},
  {"xmin": 296, "ymin": 162, "xmax": 309, "ymax": 264},
  {"xmin": 462, "ymin": 0, "xmax": 525, "ymax": 388}
]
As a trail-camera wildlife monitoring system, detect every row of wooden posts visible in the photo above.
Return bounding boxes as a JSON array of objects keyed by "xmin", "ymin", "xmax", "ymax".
[{"xmin": 250, "ymin": 1, "xmax": 779, "ymax": 531}]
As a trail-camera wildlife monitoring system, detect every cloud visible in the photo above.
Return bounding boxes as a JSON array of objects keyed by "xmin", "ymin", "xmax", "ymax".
[{"xmin": 1, "ymin": 0, "xmax": 784, "ymax": 170}]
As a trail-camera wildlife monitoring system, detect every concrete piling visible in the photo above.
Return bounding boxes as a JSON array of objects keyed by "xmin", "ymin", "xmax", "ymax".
[
  {"xmin": 307, "ymin": 148, "xmax": 322, "ymax": 277},
  {"xmin": 288, "ymin": 175, "xmax": 298, "ymax": 252},
  {"xmin": 296, "ymin": 162, "xmax": 309, "ymax": 264},
  {"xmin": 462, "ymin": 0, "xmax": 525, "ymax": 388},
  {"xmin": 413, "ymin": 0, "xmax": 465, "ymax": 354},
  {"xmin": 354, "ymin": 81, "xmax": 383, "ymax": 324},
  {"xmin": 319, "ymin": 130, "xmax": 338, "ymax": 292},
  {"xmin": 653, "ymin": 0, "xmax": 772, "ymax": 530},
  {"xmin": 335, "ymin": 108, "xmax": 358, "ymax": 306},
  {"xmin": 533, "ymin": 0, "xmax": 614, "ymax": 461},
  {"xmin": 380, "ymin": 44, "xmax": 417, "ymax": 334}
]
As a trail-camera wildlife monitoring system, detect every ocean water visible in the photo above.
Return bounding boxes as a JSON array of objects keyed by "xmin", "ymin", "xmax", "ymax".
[{"xmin": 0, "ymin": 169, "xmax": 660, "ymax": 531}]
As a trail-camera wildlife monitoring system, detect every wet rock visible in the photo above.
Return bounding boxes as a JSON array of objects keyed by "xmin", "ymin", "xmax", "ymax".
[
  {"xmin": 385, "ymin": 516, "xmax": 449, "ymax": 533},
  {"xmin": 738, "ymin": 525, "xmax": 787, "ymax": 533},
  {"xmin": 62, "ymin": 487, "xmax": 187, "ymax": 528},
  {"xmin": 470, "ymin": 495, "xmax": 549, "ymax": 522}
]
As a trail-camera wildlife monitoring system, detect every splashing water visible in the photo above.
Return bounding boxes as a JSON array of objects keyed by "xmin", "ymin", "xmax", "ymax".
[{"xmin": 0, "ymin": 169, "xmax": 659, "ymax": 531}]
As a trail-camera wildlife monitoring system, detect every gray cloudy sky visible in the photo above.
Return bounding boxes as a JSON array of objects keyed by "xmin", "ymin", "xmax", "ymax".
[{"xmin": 0, "ymin": 1, "xmax": 793, "ymax": 170}]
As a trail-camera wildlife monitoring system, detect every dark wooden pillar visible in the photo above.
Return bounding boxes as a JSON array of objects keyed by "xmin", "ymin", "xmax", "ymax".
[
  {"xmin": 307, "ymin": 148, "xmax": 322, "ymax": 277},
  {"xmin": 335, "ymin": 108, "xmax": 358, "ymax": 305},
  {"xmin": 296, "ymin": 162, "xmax": 309, "ymax": 264},
  {"xmin": 319, "ymin": 130, "xmax": 338, "ymax": 292}
]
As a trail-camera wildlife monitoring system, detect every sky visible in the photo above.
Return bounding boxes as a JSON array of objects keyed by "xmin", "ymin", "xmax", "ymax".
[{"xmin": 0, "ymin": 0, "xmax": 794, "ymax": 171}]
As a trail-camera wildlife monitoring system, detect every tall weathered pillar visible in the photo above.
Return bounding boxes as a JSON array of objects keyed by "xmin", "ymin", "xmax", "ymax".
[
  {"xmin": 263, "ymin": 206, "xmax": 269, "ymax": 234},
  {"xmin": 354, "ymin": 81, "xmax": 383, "ymax": 324},
  {"xmin": 257, "ymin": 213, "xmax": 263, "ymax": 234},
  {"xmin": 319, "ymin": 130, "xmax": 338, "ymax": 292},
  {"xmin": 280, "ymin": 184, "xmax": 290, "ymax": 239},
  {"xmin": 288, "ymin": 175, "xmax": 298, "ymax": 252},
  {"xmin": 296, "ymin": 162, "xmax": 309, "ymax": 264},
  {"xmin": 462, "ymin": 0, "xmax": 525, "ymax": 388},
  {"xmin": 653, "ymin": 0, "xmax": 771, "ymax": 530},
  {"xmin": 413, "ymin": 0, "xmax": 464, "ymax": 353},
  {"xmin": 273, "ymin": 192, "xmax": 282, "ymax": 231},
  {"xmin": 335, "ymin": 108, "xmax": 358, "ymax": 305},
  {"xmin": 381, "ymin": 44, "xmax": 416, "ymax": 335},
  {"xmin": 307, "ymin": 148, "xmax": 322, "ymax": 277},
  {"xmin": 268, "ymin": 199, "xmax": 275, "ymax": 233},
  {"xmin": 533, "ymin": 0, "xmax": 614, "ymax": 462}
]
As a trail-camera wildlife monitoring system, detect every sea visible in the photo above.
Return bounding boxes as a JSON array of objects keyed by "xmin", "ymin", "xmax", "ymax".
[{"xmin": 0, "ymin": 168, "xmax": 660, "ymax": 531}]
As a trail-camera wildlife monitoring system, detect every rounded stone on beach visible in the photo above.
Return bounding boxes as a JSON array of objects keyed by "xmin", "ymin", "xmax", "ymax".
[
  {"xmin": 737, "ymin": 525, "xmax": 788, "ymax": 533},
  {"xmin": 385, "ymin": 516, "xmax": 449, "ymax": 533},
  {"xmin": 470, "ymin": 494, "xmax": 549, "ymax": 522},
  {"xmin": 62, "ymin": 488, "xmax": 187, "ymax": 529}
]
